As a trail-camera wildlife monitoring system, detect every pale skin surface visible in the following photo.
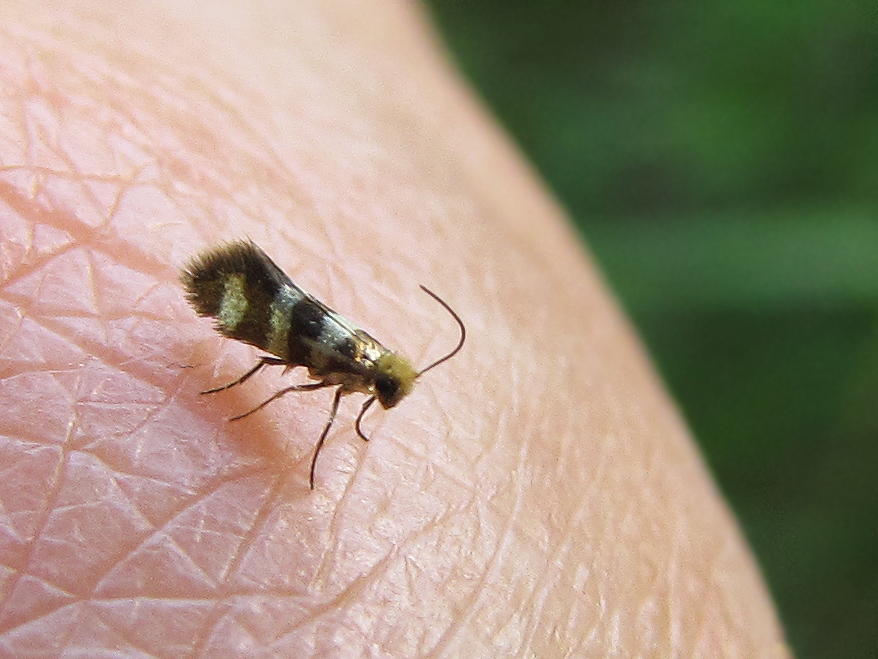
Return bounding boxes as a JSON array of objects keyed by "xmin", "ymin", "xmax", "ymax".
[{"xmin": 0, "ymin": 2, "xmax": 791, "ymax": 658}]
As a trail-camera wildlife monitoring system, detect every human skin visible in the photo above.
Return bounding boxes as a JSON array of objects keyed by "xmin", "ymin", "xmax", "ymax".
[{"xmin": 0, "ymin": 2, "xmax": 790, "ymax": 658}]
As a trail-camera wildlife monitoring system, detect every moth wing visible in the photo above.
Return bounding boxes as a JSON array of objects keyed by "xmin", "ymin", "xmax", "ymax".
[{"xmin": 182, "ymin": 240, "xmax": 385, "ymax": 376}]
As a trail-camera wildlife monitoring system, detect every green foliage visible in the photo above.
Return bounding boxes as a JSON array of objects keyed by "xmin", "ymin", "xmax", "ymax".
[{"xmin": 426, "ymin": 2, "xmax": 878, "ymax": 657}]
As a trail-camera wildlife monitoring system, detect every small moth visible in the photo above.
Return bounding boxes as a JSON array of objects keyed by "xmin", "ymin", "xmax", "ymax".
[{"xmin": 181, "ymin": 241, "xmax": 465, "ymax": 488}]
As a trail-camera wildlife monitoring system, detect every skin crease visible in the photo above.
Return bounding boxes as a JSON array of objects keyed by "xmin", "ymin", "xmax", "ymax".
[{"xmin": 0, "ymin": 2, "xmax": 792, "ymax": 658}]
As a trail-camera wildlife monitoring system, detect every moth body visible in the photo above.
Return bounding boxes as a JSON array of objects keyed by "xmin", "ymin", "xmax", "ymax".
[
  {"xmin": 181, "ymin": 241, "xmax": 417, "ymax": 408},
  {"xmin": 181, "ymin": 240, "xmax": 463, "ymax": 488}
]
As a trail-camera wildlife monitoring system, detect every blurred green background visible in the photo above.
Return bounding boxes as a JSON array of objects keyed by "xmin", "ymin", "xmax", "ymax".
[{"xmin": 423, "ymin": 2, "xmax": 878, "ymax": 657}]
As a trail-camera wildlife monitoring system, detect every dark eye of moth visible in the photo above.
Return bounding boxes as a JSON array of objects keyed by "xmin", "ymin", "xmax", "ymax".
[{"xmin": 375, "ymin": 375, "xmax": 399, "ymax": 402}]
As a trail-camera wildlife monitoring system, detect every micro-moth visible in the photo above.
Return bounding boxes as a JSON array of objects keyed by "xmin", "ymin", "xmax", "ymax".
[{"xmin": 181, "ymin": 241, "xmax": 465, "ymax": 488}]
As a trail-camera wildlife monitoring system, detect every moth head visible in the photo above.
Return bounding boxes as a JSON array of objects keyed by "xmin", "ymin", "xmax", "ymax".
[{"xmin": 373, "ymin": 352, "xmax": 417, "ymax": 408}]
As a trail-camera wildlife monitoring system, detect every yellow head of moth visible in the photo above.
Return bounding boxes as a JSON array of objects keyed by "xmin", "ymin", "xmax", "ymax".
[{"xmin": 373, "ymin": 352, "xmax": 418, "ymax": 409}]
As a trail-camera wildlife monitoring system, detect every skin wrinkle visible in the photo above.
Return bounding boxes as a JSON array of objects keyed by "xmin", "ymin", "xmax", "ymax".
[
  {"xmin": 72, "ymin": 492, "xmax": 166, "ymax": 598},
  {"xmin": 213, "ymin": 473, "xmax": 286, "ymax": 588},
  {"xmin": 424, "ymin": 496, "xmax": 522, "ymax": 655},
  {"xmin": 318, "ymin": 462, "xmax": 449, "ymax": 594},
  {"xmin": 90, "ymin": 473, "xmax": 248, "ymax": 597},
  {"xmin": 0, "ymin": 2, "xmax": 791, "ymax": 658},
  {"xmin": 0, "ymin": 449, "xmax": 67, "ymax": 630}
]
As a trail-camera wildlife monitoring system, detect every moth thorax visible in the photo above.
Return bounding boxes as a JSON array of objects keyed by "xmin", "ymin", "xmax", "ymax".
[{"xmin": 373, "ymin": 352, "xmax": 417, "ymax": 408}]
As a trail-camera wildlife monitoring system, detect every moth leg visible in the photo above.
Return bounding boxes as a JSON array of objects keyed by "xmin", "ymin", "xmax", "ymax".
[
  {"xmin": 355, "ymin": 396, "xmax": 377, "ymax": 442},
  {"xmin": 201, "ymin": 356, "xmax": 288, "ymax": 394},
  {"xmin": 228, "ymin": 381, "xmax": 333, "ymax": 421},
  {"xmin": 310, "ymin": 386, "xmax": 345, "ymax": 489}
]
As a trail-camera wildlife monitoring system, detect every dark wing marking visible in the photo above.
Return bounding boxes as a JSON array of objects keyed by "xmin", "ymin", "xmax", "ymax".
[{"xmin": 182, "ymin": 241, "xmax": 303, "ymax": 353}]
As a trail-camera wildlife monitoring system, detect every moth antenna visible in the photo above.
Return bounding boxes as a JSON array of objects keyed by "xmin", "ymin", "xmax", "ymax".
[{"xmin": 416, "ymin": 285, "xmax": 466, "ymax": 377}]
